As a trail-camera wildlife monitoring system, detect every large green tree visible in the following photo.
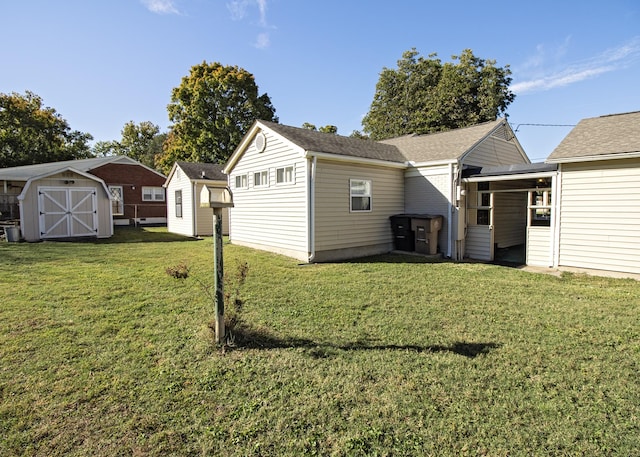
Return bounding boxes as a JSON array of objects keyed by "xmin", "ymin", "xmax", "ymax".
[
  {"xmin": 116, "ymin": 121, "xmax": 164, "ymax": 169},
  {"xmin": 362, "ymin": 49, "xmax": 515, "ymax": 140},
  {"xmin": 157, "ymin": 61, "xmax": 277, "ymax": 173},
  {"xmin": 0, "ymin": 91, "xmax": 93, "ymax": 168}
]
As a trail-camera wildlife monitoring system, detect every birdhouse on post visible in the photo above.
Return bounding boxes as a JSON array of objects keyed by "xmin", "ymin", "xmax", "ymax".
[{"xmin": 200, "ymin": 185, "xmax": 234, "ymax": 344}]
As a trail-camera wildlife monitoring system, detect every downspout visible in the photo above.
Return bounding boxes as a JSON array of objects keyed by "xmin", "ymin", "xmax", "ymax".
[
  {"xmin": 551, "ymin": 170, "xmax": 561, "ymax": 268},
  {"xmin": 192, "ymin": 181, "xmax": 198, "ymax": 236},
  {"xmin": 447, "ymin": 162, "xmax": 454, "ymax": 258},
  {"xmin": 307, "ymin": 156, "xmax": 317, "ymax": 262}
]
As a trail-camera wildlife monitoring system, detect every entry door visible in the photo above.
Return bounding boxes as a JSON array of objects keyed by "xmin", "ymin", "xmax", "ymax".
[{"xmin": 38, "ymin": 187, "xmax": 98, "ymax": 238}]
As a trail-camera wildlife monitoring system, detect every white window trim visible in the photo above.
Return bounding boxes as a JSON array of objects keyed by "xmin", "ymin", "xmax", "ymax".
[
  {"xmin": 175, "ymin": 190, "xmax": 183, "ymax": 218},
  {"xmin": 235, "ymin": 174, "xmax": 248, "ymax": 189},
  {"xmin": 142, "ymin": 186, "xmax": 165, "ymax": 202},
  {"xmin": 109, "ymin": 185, "xmax": 124, "ymax": 215},
  {"xmin": 349, "ymin": 179, "xmax": 372, "ymax": 212},
  {"xmin": 276, "ymin": 166, "xmax": 295, "ymax": 185},
  {"xmin": 254, "ymin": 170, "xmax": 269, "ymax": 187}
]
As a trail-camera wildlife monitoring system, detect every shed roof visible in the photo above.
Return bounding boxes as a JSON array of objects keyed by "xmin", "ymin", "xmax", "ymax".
[
  {"xmin": 546, "ymin": 111, "xmax": 640, "ymax": 163},
  {"xmin": 0, "ymin": 156, "xmax": 163, "ymax": 181},
  {"xmin": 175, "ymin": 161, "xmax": 226, "ymax": 181},
  {"xmin": 260, "ymin": 120, "xmax": 407, "ymax": 163},
  {"xmin": 379, "ymin": 119, "xmax": 508, "ymax": 163}
]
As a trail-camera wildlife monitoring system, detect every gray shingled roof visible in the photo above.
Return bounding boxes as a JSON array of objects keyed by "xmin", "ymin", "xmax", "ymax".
[
  {"xmin": 546, "ymin": 111, "xmax": 640, "ymax": 163},
  {"xmin": 261, "ymin": 120, "xmax": 407, "ymax": 163},
  {"xmin": 0, "ymin": 156, "xmax": 138, "ymax": 181},
  {"xmin": 379, "ymin": 119, "xmax": 506, "ymax": 163},
  {"xmin": 176, "ymin": 161, "xmax": 226, "ymax": 180}
]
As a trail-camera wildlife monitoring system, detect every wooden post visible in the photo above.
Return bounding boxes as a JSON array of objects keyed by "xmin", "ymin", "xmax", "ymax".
[{"xmin": 213, "ymin": 207, "xmax": 225, "ymax": 344}]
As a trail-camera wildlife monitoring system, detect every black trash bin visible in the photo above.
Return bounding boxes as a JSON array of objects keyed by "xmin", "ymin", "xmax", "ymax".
[{"xmin": 390, "ymin": 215, "xmax": 415, "ymax": 252}]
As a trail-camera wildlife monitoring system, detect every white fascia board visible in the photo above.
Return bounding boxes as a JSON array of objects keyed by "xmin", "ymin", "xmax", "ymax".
[
  {"xmin": 407, "ymin": 159, "xmax": 458, "ymax": 168},
  {"xmin": 304, "ymin": 150, "xmax": 408, "ymax": 169},
  {"xmin": 545, "ymin": 151, "xmax": 640, "ymax": 164},
  {"xmin": 463, "ymin": 170, "xmax": 557, "ymax": 183}
]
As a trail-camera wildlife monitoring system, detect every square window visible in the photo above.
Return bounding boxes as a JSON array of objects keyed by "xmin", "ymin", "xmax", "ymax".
[
  {"xmin": 254, "ymin": 170, "xmax": 268, "ymax": 187},
  {"xmin": 276, "ymin": 166, "xmax": 294, "ymax": 184},
  {"xmin": 235, "ymin": 174, "xmax": 248, "ymax": 189}
]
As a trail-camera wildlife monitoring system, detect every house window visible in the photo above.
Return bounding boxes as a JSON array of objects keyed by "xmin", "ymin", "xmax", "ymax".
[
  {"xmin": 109, "ymin": 185, "xmax": 124, "ymax": 215},
  {"xmin": 476, "ymin": 182, "xmax": 490, "ymax": 225},
  {"xmin": 350, "ymin": 179, "xmax": 372, "ymax": 212},
  {"xmin": 254, "ymin": 170, "xmax": 268, "ymax": 187},
  {"xmin": 529, "ymin": 189, "xmax": 552, "ymax": 226},
  {"xmin": 276, "ymin": 166, "xmax": 294, "ymax": 184},
  {"xmin": 142, "ymin": 186, "xmax": 165, "ymax": 201},
  {"xmin": 175, "ymin": 190, "xmax": 183, "ymax": 218},
  {"xmin": 235, "ymin": 174, "xmax": 248, "ymax": 189}
]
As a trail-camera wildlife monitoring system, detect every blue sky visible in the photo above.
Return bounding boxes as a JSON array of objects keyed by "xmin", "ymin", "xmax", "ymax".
[{"xmin": 2, "ymin": 1, "xmax": 639, "ymax": 163}]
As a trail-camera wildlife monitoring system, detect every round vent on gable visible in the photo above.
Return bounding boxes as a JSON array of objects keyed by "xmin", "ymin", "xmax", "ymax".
[{"xmin": 255, "ymin": 132, "xmax": 266, "ymax": 152}]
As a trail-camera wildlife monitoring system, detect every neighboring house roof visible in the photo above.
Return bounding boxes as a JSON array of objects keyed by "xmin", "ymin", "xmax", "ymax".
[
  {"xmin": 164, "ymin": 161, "xmax": 227, "ymax": 187},
  {"xmin": 175, "ymin": 161, "xmax": 226, "ymax": 181},
  {"xmin": 546, "ymin": 111, "xmax": 640, "ymax": 163},
  {"xmin": 0, "ymin": 156, "xmax": 165, "ymax": 181},
  {"xmin": 258, "ymin": 120, "xmax": 407, "ymax": 163},
  {"xmin": 379, "ymin": 119, "xmax": 509, "ymax": 163}
]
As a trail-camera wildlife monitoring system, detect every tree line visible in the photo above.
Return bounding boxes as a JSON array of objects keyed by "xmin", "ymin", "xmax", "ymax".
[{"xmin": 0, "ymin": 49, "xmax": 514, "ymax": 174}]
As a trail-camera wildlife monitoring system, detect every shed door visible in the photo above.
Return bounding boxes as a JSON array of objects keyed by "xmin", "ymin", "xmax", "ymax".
[{"xmin": 38, "ymin": 187, "xmax": 98, "ymax": 239}]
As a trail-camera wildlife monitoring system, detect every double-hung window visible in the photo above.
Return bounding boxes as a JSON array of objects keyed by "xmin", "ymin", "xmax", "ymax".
[
  {"xmin": 142, "ymin": 186, "xmax": 165, "ymax": 202},
  {"xmin": 350, "ymin": 179, "xmax": 372, "ymax": 212},
  {"xmin": 175, "ymin": 190, "xmax": 183, "ymax": 218}
]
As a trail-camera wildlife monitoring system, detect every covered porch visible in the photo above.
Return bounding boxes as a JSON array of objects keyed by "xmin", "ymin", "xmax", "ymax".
[{"xmin": 462, "ymin": 163, "xmax": 558, "ymax": 267}]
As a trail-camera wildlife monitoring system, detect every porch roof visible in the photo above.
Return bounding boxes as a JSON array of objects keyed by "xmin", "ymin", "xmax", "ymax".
[{"xmin": 462, "ymin": 162, "xmax": 557, "ymax": 182}]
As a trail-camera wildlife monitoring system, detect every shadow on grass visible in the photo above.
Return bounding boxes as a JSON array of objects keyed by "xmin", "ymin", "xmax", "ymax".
[{"xmin": 229, "ymin": 326, "xmax": 500, "ymax": 358}]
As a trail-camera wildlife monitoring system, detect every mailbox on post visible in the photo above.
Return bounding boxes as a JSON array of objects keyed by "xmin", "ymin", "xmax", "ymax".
[{"xmin": 200, "ymin": 185, "xmax": 234, "ymax": 344}]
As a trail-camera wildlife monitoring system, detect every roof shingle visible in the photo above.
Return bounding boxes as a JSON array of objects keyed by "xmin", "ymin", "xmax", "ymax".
[{"xmin": 546, "ymin": 111, "xmax": 640, "ymax": 163}]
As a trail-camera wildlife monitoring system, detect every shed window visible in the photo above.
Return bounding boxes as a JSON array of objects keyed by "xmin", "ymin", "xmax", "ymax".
[
  {"xmin": 142, "ymin": 186, "xmax": 165, "ymax": 201},
  {"xmin": 109, "ymin": 185, "xmax": 124, "ymax": 215},
  {"xmin": 235, "ymin": 174, "xmax": 248, "ymax": 189},
  {"xmin": 350, "ymin": 179, "xmax": 372, "ymax": 212},
  {"xmin": 175, "ymin": 190, "xmax": 183, "ymax": 218},
  {"xmin": 254, "ymin": 170, "xmax": 268, "ymax": 187},
  {"xmin": 276, "ymin": 166, "xmax": 294, "ymax": 184}
]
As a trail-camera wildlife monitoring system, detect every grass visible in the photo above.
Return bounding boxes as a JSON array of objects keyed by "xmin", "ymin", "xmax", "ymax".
[{"xmin": 1, "ymin": 226, "xmax": 639, "ymax": 456}]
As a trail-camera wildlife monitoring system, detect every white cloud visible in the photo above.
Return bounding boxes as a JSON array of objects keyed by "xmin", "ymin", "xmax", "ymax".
[
  {"xmin": 254, "ymin": 32, "xmax": 270, "ymax": 49},
  {"xmin": 141, "ymin": 0, "xmax": 179, "ymax": 15},
  {"xmin": 227, "ymin": 0, "xmax": 272, "ymax": 49},
  {"xmin": 512, "ymin": 36, "xmax": 640, "ymax": 94}
]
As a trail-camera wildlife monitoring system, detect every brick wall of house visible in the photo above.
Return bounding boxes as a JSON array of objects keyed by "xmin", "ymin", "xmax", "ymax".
[{"xmin": 90, "ymin": 163, "xmax": 167, "ymax": 220}]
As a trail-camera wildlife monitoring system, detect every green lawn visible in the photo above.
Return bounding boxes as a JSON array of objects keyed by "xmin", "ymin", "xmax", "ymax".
[{"xmin": 1, "ymin": 227, "xmax": 639, "ymax": 456}]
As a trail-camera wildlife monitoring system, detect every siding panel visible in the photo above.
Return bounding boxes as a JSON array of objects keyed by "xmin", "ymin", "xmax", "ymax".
[
  {"xmin": 314, "ymin": 161, "xmax": 404, "ymax": 254},
  {"xmin": 558, "ymin": 159, "xmax": 640, "ymax": 274}
]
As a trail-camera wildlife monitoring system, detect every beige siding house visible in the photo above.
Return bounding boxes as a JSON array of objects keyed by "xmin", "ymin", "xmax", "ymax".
[
  {"xmin": 546, "ymin": 111, "xmax": 640, "ymax": 275},
  {"xmin": 224, "ymin": 121, "xmax": 406, "ymax": 262},
  {"xmin": 164, "ymin": 162, "xmax": 229, "ymax": 237},
  {"xmin": 224, "ymin": 119, "xmax": 528, "ymax": 263}
]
